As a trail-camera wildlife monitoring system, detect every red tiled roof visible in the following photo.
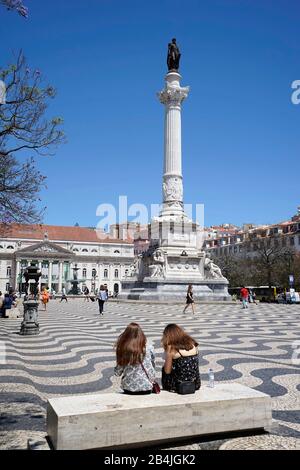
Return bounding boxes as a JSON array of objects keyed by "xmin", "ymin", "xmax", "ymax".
[{"xmin": 0, "ymin": 224, "xmax": 132, "ymax": 244}]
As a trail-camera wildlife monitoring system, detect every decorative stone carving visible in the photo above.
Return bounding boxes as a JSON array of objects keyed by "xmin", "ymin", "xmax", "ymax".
[
  {"xmin": 204, "ymin": 255, "xmax": 225, "ymax": 279},
  {"xmin": 158, "ymin": 84, "xmax": 189, "ymax": 107},
  {"xmin": 149, "ymin": 249, "xmax": 165, "ymax": 278},
  {"xmin": 34, "ymin": 245, "xmax": 57, "ymax": 253},
  {"xmin": 163, "ymin": 176, "xmax": 183, "ymax": 202},
  {"xmin": 20, "ymin": 300, "xmax": 39, "ymax": 336},
  {"xmin": 129, "ymin": 254, "xmax": 142, "ymax": 277}
]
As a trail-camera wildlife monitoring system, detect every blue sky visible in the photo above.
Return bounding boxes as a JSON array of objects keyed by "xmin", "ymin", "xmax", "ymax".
[{"xmin": 1, "ymin": 0, "xmax": 299, "ymax": 228}]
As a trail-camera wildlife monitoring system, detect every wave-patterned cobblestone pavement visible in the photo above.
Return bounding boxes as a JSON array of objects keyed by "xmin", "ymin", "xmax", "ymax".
[{"xmin": 0, "ymin": 300, "xmax": 299, "ymax": 450}]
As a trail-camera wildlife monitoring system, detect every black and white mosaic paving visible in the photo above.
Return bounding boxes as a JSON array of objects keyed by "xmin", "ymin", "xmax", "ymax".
[{"xmin": 0, "ymin": 300, "xmax": 299, "ymax": 450}]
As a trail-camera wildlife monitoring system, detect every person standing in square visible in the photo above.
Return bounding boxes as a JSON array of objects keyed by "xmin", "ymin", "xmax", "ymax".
[
  {"xmin": 240, "ymin": 286, "xmax": 249, "ymax": 309},
  {"xmin": 97, "ymin": 285, "xmax": 108, "ymax": 315}
]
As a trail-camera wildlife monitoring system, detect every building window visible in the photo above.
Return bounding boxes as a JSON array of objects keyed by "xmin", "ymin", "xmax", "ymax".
[
  {"xmin": 7, "ymin": 266, "xmax": 12, "ymax": 277},
  {"xmin": 114, "ymin": 283, "xmax": 119, "ymax": 295},
  {"xmin": 114, "ymin": 250, "xmax": 120, "ymax": 254},
  {"xmin": 82, "ymin": 249, "xmax": 88, "ymax": 253},
  {"xmin": 0, "ymin": 245, "xmax": 3, "ymax": 249},
  {"xmin": 125, "ymin": 269, "xmax": 129, "ymax": 276},
  {"xmin": 104, "ymin": 269, "xmax": 108, "ymax": 278},
  {"xmin": 7, "ymin": 246, "xmax": 14, "ymax": 250},
  {"xmin": 92, "ymin": 268, "xmax": 97, "ymax": 278},
  {"xmin": 114, "ymin": 269, "xmax": 119, "ymax": 278},
  {"xmin": 290, "ymin": 237, "xmax": 295, "ymax": 246},
  {"xmin": 73, "ymin": 248, "xmax": 79, "ymax": 252},
  {"xmin": 91, "ymin": 249, "xmax": 97, "ymax": 253},
  {"xmin": 82, "ymin": 268, "xmax": 87, "ymax": 278}
]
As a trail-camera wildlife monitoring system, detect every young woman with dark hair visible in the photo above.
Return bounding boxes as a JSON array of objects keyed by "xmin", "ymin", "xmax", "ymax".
[
  {"xmin": 114, "ymin": 322, "xmax": 156, "ymax": 395},
  {"xmin": 161, "ymin": 323, "xmax": 201, "ymax": 393},
  {"xmin": 183, "ymin": 284, "xmax": 195, "ymax": 314}
]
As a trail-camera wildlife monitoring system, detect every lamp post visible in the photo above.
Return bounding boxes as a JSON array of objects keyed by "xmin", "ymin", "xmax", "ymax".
[{"xmin": 20, "ymin": 263, "xmax": 41, "ymax": 336}]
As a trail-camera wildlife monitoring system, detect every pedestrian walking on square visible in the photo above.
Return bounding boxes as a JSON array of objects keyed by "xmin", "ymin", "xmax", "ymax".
[
  {"xmin": 183, "ymin": 284, "xmax": 195, "ymax": 314},
  {"xmin": 1, "ymin": 293, "xmax": 14, "ymax": 318},
  {"xmin": 84, "ymin": 286, "xmax": 90, "ymax": 301},
  {"xmin": 240, "ymin": 286, "xmax": 249, "ymax": 309},
  {"xmin": 41, "ymin": 288, "xmax": 50, "ymax": 311},
  {"xmin": 97, "ymin": 284, "xmax": 108, "ymax": 315},
  {"xmin": 60, "ymin": 286, "xmax": 68, "ymax": 303},
  {"xmin": 0, "ymin": 291, "xmax": 5, "ymax": 317},
  {"xmin": 114, "ymin": 323, "xmax": 156, "ymax": 395}
]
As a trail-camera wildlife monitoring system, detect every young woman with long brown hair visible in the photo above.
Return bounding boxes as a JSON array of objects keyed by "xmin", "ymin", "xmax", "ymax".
[
  {"xmin": 183, "ymin": 284, "xmax": 195, "ymax": 314},
  {"xmin": 114, "ymin": 322, "xmax": 156, "ymax": 395},
  {"xmin": 161, "ymin": 323, "xmax": 201, "ymax": 393}
]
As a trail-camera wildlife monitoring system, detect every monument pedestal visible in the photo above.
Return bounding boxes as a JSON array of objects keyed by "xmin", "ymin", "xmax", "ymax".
[
  {"xmin": 120, "ymin": 216, "xmax": 231, "ymax": 302},
  {"xmin": 20, "ymin": 300, "xmax": 39, "ymax": 336},
  {"xmin": 119, "ymin": 278, "xmax": 230, "ymax": 302}
]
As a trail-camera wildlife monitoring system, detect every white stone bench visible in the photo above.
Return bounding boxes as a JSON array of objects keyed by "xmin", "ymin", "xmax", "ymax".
[{"xmin": 47, "ymin": 383, "xmax": 272, "ymax": 450}]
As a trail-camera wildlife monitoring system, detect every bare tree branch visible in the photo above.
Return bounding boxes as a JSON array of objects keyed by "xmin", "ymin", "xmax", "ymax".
[{"xmin": 0, "ymin": 51, "xmax": 65, "ymax": 224}]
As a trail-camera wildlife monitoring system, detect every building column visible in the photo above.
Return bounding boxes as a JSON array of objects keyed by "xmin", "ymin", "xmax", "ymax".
[
  {"xmin": 58, "ymin": 261, "xmax": 63, "ymax": 293},
  {"xmin": 38, "ymin": 261, "xmax": 42, "ymax": 290},
  {"xmin": 97, "ymin": 263, "xmax": 101, "ymax": 289},
  {"xmin": 48, "ymin": 261, "xmax": 53, "ymax": 291},
  {"xmin": 15, "ymin": 260, "xmax": 20, "ymax": 291}
]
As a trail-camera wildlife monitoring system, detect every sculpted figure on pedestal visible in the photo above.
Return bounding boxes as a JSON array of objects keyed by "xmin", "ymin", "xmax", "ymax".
[
  {"xmin": 167, "ymin": 38, "xmax": 181, "ymax": 71},
  {"xmin": 149, "ymin": 249, "xmax": 165, "ymax": 278},
  {"xmin": 204, "ymin": 255, "xmax": 225, "ymax": 279},
  {"xmin": 130, "ymin": 255, "xmax": 142, "ymax": 277}
]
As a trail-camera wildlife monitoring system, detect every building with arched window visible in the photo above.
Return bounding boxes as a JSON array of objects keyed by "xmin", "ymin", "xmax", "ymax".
[{"xmin": 0, "ymin": 224, "xmax": 134, "ymax": 295}]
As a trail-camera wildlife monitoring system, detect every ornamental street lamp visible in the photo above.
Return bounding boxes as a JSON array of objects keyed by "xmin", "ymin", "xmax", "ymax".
[{"xmin": 20, "ymin": 263, "xmax": 41, "ymax": 336}]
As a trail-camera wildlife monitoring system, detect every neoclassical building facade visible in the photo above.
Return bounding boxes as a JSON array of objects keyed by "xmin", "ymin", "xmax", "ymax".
[{"xmin": 0, "ymin": 224, "xmax": 134, "ymax": 295}]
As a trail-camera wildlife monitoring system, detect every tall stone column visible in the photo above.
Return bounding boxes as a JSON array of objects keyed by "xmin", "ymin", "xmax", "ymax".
[
  {"xmin": 48, "ymin": 261, "xmax": 53, "ymax": 291},
  {"xmin": 58, "ymin": 261, "xmax": 63, "ymax": 293},
  {"xmin": 15, "ymin": 260, "xmax": 20, "ymax": 291},
  {"xmin": 158, "ymin": 72, "xmax": 189, "ymax": 219},
  {"xmin": 38, "ymin": 261, "xmax": 42, "ymax": 290}
]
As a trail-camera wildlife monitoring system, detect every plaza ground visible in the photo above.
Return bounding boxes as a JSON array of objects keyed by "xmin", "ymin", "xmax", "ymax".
[{"xmin": 0, "ymin": 300, "xmax": 299, "ymax": 450}]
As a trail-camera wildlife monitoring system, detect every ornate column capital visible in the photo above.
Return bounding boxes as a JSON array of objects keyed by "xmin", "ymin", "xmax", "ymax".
[{"xmin": 158, "ymin": 84, "xmax": 189, "ymax": 107}]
